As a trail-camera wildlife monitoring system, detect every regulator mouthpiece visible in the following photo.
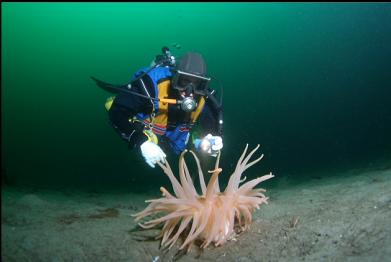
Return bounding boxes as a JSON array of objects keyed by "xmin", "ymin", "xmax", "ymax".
[{"xmin": 179, "ymin": 97, "xmax": 197, "ymax": 112}]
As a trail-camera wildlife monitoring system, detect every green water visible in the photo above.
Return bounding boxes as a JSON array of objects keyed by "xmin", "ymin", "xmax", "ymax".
[{"xmin": 2, "ymin": 3, "xmax": 391, "ymax": 191}]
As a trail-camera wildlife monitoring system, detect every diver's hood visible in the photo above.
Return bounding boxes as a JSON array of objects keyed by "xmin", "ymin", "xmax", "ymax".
[{"xmin": 177, "ymin": 52, "xmax": 207, "ymax": 76}]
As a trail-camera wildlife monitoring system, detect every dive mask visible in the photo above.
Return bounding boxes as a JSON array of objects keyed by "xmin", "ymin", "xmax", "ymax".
[{"xmin": 172, "ymin": 70, "xmax": 211, "ymax": 96}]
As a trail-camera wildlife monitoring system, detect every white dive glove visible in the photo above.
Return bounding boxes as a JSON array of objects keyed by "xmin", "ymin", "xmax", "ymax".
[
  {"xmin": 195, "ymin": 134, "xmax": 223, "ymax": 157},
  {"xmin": 140, "ymin": 141, "xmax": 166, "ymax": 168}
]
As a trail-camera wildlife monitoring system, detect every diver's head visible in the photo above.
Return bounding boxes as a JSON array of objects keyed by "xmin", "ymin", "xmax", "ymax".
[{"xmin": 171, "ymin": 52, "xmax": 211, "ymax": 98}]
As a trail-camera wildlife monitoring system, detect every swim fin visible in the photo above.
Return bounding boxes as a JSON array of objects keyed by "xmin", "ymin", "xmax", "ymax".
[{"xmin": 91, "ymin": 76, "xmax": 127, "ymax": 93}]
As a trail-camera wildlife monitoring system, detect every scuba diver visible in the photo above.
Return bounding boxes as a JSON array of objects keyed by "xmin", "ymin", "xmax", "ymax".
[{"xmin": 92, "ymin": 47, "xmax": 223, "ymax": 168}]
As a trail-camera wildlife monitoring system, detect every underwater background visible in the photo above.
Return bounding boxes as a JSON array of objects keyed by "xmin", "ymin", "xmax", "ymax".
[{"xmin": 2, "ymin": 3, "xmax": 391, "ymax": 192}]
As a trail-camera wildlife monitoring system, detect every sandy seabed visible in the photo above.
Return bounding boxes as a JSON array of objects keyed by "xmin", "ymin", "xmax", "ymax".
[{"xmin": 2, "ymin": 167, "xmax": 391, "ymax": 262}]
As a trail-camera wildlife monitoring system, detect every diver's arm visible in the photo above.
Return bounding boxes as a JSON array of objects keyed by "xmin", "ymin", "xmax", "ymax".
[
  {"xmin": 191, "ymin": 95, "xmax": 224, "ymax": 156},
  {"xmin": 108, "ymin": 104, "xmax": 148, "ymax": 149},
  {"xmin": 199, "ymin": 95, "xmax": 223, "ymax": 137},
  {"xmin": 108, "ymin": 75, "xmax": 155, "ymax": 149}
]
